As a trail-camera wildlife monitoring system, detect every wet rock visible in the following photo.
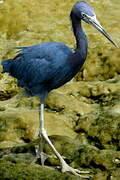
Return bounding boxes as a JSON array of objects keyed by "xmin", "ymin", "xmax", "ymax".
[
  {"xmin": 74, "ymin": 79, "xmax": 120, "ymax": 150},
  {"xmin": 0, "ymin": 74, "xmax": 19, "ymax": 100},
  {"xmin": 0, "ymin": 135, "xmax": 120, "ymax": 179},
  {"xmin": 92, "ymin": 172, "xmax": 108, "ymax": 180},
  {"xmin": 0, "ymin": 160, "xmax": 78, "ymax": 180},
  {"xmin": 0, "ymin": 0, "xmax": 120, "ymax": 179},
  {"xmin": 0, "ymin": 79, "xmax": 120, "ymax": 180},
  {"xmin": 0, "ymin": 137, "xmax": 92, "ymax": 179},
  {"xmin": 0, "ymin": 89, "xmax": 78, "ymax": 149},
  {"xmin": 75, "ymin": 109, "xmax": 120, "ymax": 150}
]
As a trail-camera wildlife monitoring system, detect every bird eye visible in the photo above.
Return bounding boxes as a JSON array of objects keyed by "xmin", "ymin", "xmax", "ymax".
[{"xmin": 82, "ymin": 13, "xmax": 87, "ymax": 18}]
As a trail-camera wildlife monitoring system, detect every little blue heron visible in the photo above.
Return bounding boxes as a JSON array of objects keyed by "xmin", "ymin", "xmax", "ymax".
[{"xmin": 1, "ymin": 0, "xmax": 118, "ymax": 177}]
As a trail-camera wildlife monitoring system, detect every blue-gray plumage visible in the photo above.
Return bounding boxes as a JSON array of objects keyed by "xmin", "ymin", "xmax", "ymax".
[
  {"xmin": 2, "ymin": 41, "xmax": 87, "ymax": 103},
  {"xmin": 1, "ymin": 0, "xmax": 118, "ymax": 177}
]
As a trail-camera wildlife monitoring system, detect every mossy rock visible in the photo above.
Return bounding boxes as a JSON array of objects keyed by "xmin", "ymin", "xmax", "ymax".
[{"xmin": 0, "ymin": 160, "xmax": 78, "ymax": 180}]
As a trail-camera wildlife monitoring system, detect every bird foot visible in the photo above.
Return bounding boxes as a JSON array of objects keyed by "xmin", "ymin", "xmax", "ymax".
[
  {"xmin": 40, "ymin": 152, "xmax": 48, "ymax": 165},
  {"xmin": 35, "ymin": 145, "xmax": 57, "ymax": 165},
  {"xmin": 61, "ymin": 161, "xmax": 92, "ymax": 178}
]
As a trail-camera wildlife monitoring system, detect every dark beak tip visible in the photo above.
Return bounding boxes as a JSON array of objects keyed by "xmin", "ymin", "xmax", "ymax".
[{"xmin": 90, "ymin": 18, "xmax": 118, "ymax": 49}]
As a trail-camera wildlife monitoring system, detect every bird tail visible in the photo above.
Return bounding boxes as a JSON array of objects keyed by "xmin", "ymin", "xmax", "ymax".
[{"xmin": 1, "ymin": 59, "xmax": 12, "ymax": 73}]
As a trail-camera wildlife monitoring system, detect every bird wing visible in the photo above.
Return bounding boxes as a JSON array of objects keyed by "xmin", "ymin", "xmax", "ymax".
[{"xmin": 10, "ymin": 42, "xmax": 73, "ymax": 89}]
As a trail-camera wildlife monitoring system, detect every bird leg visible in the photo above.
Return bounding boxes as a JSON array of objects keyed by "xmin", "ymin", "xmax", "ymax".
[
  {"xmin": 38, "ymin": 103, "xmax": 49, "ymax": 165},
  {"xmin": 39, "ymin": 103, "xmax": 91, "ymax": 178}
]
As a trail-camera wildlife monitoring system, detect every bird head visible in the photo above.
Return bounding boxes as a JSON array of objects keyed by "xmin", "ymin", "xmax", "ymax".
[{"xmin": 72, "ymin": 0, "xmax": 118, "ymax": 48}]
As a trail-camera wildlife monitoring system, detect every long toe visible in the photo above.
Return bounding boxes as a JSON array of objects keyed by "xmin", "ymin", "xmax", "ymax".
[
  {"xmin": 40, "ymin": 152, "xmax": 48, "ymax": 166},
  {"xmin": 35, "ymin": 145, "xmax": 49, "ymax": 165},
  {"xmin": 61, "ymin": 162, "xmax": 92, "ymax": 178}
]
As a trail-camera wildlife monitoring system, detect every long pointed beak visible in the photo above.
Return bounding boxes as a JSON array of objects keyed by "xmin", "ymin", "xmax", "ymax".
[{"xmin": 88, "ymin": 15, "xmax": 119, "ymax": 48}]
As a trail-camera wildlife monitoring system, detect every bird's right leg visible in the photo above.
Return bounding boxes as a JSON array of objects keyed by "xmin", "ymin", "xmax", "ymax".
[
  {"xmin": 37, "ymin": 103, "xmax": 49, "ymax": 165},
  {"xmin": 39, "ymin": 103, "xmax": 91, "ymax": 178}
]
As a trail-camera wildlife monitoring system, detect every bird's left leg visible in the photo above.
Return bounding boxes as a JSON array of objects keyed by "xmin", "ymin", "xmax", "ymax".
[{"xmin": 39, "ymin": 103, "xmax": 91, "ymax": 178}]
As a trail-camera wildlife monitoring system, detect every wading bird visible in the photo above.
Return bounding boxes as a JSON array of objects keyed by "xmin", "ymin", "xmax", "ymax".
[{"xmin": 1, "ymin": 0, "xmax": 118, "ymax": 178}]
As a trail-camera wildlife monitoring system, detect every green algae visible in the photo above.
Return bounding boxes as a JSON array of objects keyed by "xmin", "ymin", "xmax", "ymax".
[
  {"xmin": 0, "ymin": 160, "xmax": 78, "ymax": 180},
  {"xmin": 0, "ymin": 136, "xmax": 119, "ymax": 179}
]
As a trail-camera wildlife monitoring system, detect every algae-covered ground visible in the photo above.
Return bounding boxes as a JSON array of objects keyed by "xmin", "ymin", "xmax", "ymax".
[{"xmin": 0, "ymin": 0, "xmax": 120, "ymax": 179}]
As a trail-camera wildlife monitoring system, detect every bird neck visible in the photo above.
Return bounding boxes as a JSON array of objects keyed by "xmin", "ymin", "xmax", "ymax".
[{"xmin": 70, "ymin": 12, "xmax": 88, "ymax": 60}]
